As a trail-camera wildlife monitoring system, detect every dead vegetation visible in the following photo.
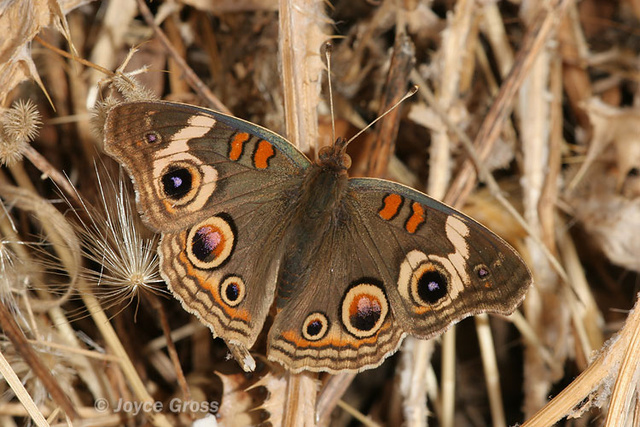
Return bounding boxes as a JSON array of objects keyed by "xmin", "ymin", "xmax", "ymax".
[{"xmin": 1, "ymin": 0, "xmax": 640, "ymax": 425}]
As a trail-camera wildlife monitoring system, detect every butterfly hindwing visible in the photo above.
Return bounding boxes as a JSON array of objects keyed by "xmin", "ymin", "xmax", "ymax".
[
  {"xmin": 266, "ymin": 204, "xmax": 407, "ymax": 373},
  {"xmin": 159, "ymin": 199, "xmax": 291, "ymax": 348}
]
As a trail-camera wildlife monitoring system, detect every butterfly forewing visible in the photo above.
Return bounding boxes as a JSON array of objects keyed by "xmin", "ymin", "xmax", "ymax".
[
  {"xmin": 103, "ymin": 101, "xmax": 310, "ymax": 232},
  {"xmin": 346, "ymin": 178, "xmax": 531, "ymax": 336}
]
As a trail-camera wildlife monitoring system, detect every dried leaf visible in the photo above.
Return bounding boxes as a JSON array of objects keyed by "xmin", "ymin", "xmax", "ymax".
[{"xmin": 0, "ymin": 0, "xmax": 95, "ymax": 105}]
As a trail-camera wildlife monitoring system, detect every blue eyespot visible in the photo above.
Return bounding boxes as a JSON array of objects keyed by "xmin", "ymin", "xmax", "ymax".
[
  {"xmin": 302, "ymin": 312, "xmax": 329, "ymax": 341},
  {"xmin": 306, "ymin": 320, "xmax": 323, "ymax": 336},
  {"xmin": 145, "ymin": 132, "xmax": 159, "ymax": 144},
  {"xmin": 225, "ymin": 281, "xmax": 240, "ymax": 302},
  {"xmin": 219, "ymin": 275, "xmax": 245, "ymax": 307},
  {"xmin": 417, "ymin": 270, "xmax": 448, "ymax": 303},
  {"xmin": 162, "ymin": 167, "xmax": 192, "ymax": 200},
  {"xmin": 476, "ymin": 264, "xmax": 490, "ymax": 280}
]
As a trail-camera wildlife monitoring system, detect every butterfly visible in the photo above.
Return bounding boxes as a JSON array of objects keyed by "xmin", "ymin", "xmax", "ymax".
[{"xmin": 103, "ymin": 101, "xmax": 531, "ymax": 373}]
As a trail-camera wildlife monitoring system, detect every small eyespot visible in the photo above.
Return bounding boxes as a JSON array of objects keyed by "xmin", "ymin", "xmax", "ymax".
[
  {"xmin": 186, "ymin": 214, "xmax": 237, "ymax": 270},
  {"xmin": 162, "ymin": 166, "xmax": 193, "ymax": 200},
  {"xmin": 145, "ymin": 132, "xmax": 159, "ymax": 144},
  {"xmin": 301, "ymin": 312, "xmax": 329, "ymax": 341},
  {"xmin": 411, "ymin": 263, "xmax": 449, "ymax": 305},
  {"xmin": 341, "ymin": 280, "xmax": 388, "ymax": 338},
  {"xmin": 220, "ymin": 275, "xmax": 245, "ymax": 307},
  {"xmin": 475, "ymin": 264, "xmax": 490, "ymax": 281}
]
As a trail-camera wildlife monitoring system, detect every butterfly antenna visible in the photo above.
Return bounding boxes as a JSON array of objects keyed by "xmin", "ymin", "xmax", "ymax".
[
  {"xmin": 324, "ymin": 42, "xmax": 337, "ymax": 144},
  {"xmin": 345, "ymin": 84, "xmax": 419, "ymax": 147}
]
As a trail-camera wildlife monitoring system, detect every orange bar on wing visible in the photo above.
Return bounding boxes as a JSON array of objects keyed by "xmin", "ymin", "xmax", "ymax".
[
  {"xmin": 253, "ymin": 140, "xmax": 275, "ymax": 169},
  {"xmin": 229, "ymin": 132, "xmax": 249, "ymax": 161},
  {"xmin": 405, "ymin": 202, "xmax": 425, "ymax": 233},
  {"xmin": 378, "ymin": 194, "xmax": 403, "ymax": 220},
  {"xmin": 178, "ymin": 250, "xmax": 250, "ymax": 322}
]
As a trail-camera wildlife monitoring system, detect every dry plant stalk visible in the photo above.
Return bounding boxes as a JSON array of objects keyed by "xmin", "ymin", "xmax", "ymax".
[{"xmin": 2, "ymin": 0, "xmax": 640, "ymax": 426}]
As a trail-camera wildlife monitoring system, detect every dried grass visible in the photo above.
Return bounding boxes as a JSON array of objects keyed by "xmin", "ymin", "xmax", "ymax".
[{"xmin": 1, "ymin": 0, "xmax": 640, "ymax": 425}]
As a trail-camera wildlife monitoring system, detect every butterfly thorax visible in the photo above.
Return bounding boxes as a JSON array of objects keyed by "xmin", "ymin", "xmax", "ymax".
[{"xmin": 300, "ymin": 163, "xmax": 348, "ymax": 221}]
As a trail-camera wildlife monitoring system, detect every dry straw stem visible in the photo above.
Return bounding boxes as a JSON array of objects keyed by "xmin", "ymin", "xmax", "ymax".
[
  {"xmin": 282, "ymin": 371, "xmax": 317, "ymax": 427},
  {"xmin": 279, "ymin": 0, "xmax": 328, "ymax": 153},
  {"xmin": 359, "ymin": 32, "xmax": 414, "ymax": 178},
  {"xmin": 559, "ymin": 232, "xmax": 604, "ymax": 361},
  {"xmin": 0, "ymin": 183, "xmax": 79, "ymax": 312},
  {"xmin": 398, "ymin": 337, "xmax": 436, "ymax": 426},
  {"xmin": 146, "ymin": 294, "xmax": 192, "ymax": 406},
  {"xmin": 520, "ymin": 1, "xmax": 567, "ymax": 414},
  {"xmin": 523, "ymin": 292, "xmax": 640, "ymax": 426},
  {"xmin": 0, "ymin": 350, "xmax": 49, "ymax": 427},
  {"xmin": 278, "ymin": 0, "xmax": 331, "ymax": 423},
  {"xmin": 335, "ymin": 399, "xmax": 381, "ymax": 427},
  {"xmin": 81, "ymin": 289, "xmax": 173, "ymax": 427},
  {"xmin": 20, "ymin": 146, "xmax": 78, "ymax": 204},
  {"xmin": 440, "ymin": 327, "xmax": 456, "ymax": 427},
  {"xmin": 444, "ymin": 0, "xmax": 573, "ymax": 208},
  {"xmin": 556, "ymin": 4, "xmax": 592, "ymax": 129},
  {"xmin": 316, "ymin": 372, "xmax": 357, "ymax": 426},
  {"xmin": 135, "ymin": 0, "xmax": 229, "ymax": 113},
  {"xmin": 0, "ymin": 299, "xmax": 78, "ymax": 420},
  {"xmin": 427, "ymin": 0, "xmax": 475, "ymax": 200},
  {"xmin": 475, "ymin": 313, "xmax": 507, "ymax": 427}
]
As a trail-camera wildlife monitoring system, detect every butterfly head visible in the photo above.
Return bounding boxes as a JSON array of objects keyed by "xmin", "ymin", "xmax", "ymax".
[{"xmin": 316, "ymin": 137, "xmax": 352, "ymax": 172}]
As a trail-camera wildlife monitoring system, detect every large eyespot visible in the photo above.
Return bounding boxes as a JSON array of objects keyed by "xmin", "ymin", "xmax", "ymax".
[
  {"xmin": 220, "ymin": 275, "xmax": 245, "ymax": 307},
  {"xmin": 162, "ymin": 166, "xmax": 192, "ymax": 199},
  {"xmin": 411, "ymin": 262, "xmax": 450, "ymax": 305},
  {"xmin": 186, "ymin": 214, "xmax": 236, "ymax": 270},
  {"xmin": 160, "ymin": 161, "xmax": 203, "ymax": 205},
  {"xmin": 341, "ymin": 279, "xmax": 388, "ymax": 338},
  {"xmin": 301, "ymin": 312, "xmax": 329, "ymax": 341},
  {"xmin": 398, "ymin": 251, "xmax": 467, "ymax": 312}
]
